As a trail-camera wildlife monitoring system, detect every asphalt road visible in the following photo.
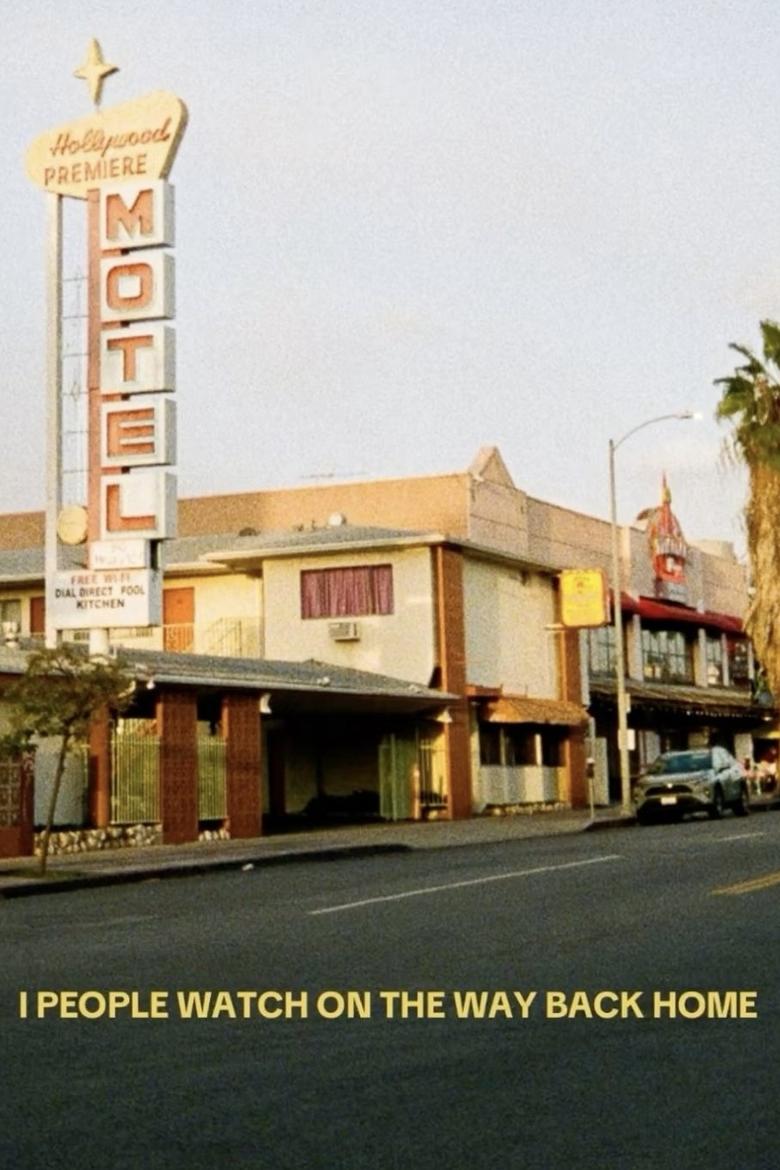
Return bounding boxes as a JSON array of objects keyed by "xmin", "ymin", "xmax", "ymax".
[{"xmin": 2, "ymin": 813, "xmax": 780, "ymax": 1169}]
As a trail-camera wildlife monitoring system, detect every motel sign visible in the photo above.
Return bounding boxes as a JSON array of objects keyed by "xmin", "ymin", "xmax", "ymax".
[
  {"xmin": 98, "ymin": 181, "xmax": 177, "ymax": 545},
  {"xmin": 26, "ymin": 52, "xmax": 187, "ymax": 633}
]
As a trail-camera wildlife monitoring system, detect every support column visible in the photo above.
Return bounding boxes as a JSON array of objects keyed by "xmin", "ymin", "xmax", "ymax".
[
  {"xmin": 158, "ymin": 690, "xmax": 198, "ymax": 844},
  {"xmin": 559, "ymin": 626, "xmax": 588, "ymax": 808},
  {"xmin": 223, "ymin": 693, "xmax": 262, "ymax": 839},
  {"xmin": 433, "ymin": 546, "xmax": 472, "ymax": 820},
  {"xmin": 88, "ymin": 708, "xmax": 111, "ymax": 827},
  {"xmin": 44, "ymin": 192, "xmax": 62, "ymax": 650},
  {"xmin": 86, "ymin": 191, "xmax": 118, "ymax": 819}
]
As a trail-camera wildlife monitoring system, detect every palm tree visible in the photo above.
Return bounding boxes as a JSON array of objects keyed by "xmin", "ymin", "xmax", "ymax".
[{"xmin": 716, "ymin": 319, "xmax": 780, "ymax": 698}]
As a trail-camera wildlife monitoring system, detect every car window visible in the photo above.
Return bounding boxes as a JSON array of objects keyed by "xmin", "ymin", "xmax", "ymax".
[{"xmin": 652, "ymin": 751, "xmax": 712, "ymax": 774}]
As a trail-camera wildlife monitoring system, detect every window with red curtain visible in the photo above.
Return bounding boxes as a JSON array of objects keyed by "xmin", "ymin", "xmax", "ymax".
[{"xmin": 300, "ymin": 565, "xmax": 394, "ymax": 618}]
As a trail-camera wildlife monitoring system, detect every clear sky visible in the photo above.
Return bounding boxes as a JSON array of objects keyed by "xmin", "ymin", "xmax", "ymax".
[{"xmin": 5, "ymin": 0, "xmax": 778, "ymax": 555}]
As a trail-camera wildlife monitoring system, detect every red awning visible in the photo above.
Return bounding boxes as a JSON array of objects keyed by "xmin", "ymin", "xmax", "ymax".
[{"xmin": 636, "ymin": 597, "xmax": 743, "ymax": 634}]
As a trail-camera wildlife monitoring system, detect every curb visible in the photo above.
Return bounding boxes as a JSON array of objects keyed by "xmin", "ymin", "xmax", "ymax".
[
  {"xmin": 582, "ymin": 816, "xmax": 637, "ymax": 832},
  {"xmin": 0, "ymin": 843, "xmax": 412, "ymax": 900},
  {"xmin": 0, "ymin": 815, "xmax": 638, "ymax": 899}
]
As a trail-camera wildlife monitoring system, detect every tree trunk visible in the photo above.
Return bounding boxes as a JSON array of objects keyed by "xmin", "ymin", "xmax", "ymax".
[
  {"xmin": 745, "ymin": 461, "xmax": 780, "ymax": 699},
  {"xmin": 38, "ymin": 731, "xmax": 72, "ymax": 876}
]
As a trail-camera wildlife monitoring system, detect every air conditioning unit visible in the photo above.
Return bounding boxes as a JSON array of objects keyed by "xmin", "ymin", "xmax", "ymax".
[{"xmin": 328, "ymin": 621, "xmax": 360, "ymax": 642}]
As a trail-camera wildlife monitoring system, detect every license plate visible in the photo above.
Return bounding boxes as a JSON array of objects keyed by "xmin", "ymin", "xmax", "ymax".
[{"xmin": 660, "ymin": 795, "xmax": 677, "ymax": 805}]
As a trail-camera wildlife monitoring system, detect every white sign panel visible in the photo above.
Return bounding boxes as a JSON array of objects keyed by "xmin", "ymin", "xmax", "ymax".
[
  {"xmin": 101, "ymin": 324, "xmax": 176, "ymax": 394},
  {"xmin": 100, "ymin": 470, "xmax": 177, "ymax": 540},
  {"xmin": 51, "ymin": 569, "xmax": 161, "ymax": 629},
  {"xmin": 100, "ymin": 396, "xmax": 176, "ymax": 469},
  {"xmin": 99, "ymin": 180, "xmax": 175, "ymax": 249},
  {"xmin": 100, "ymin": 250, "xmax": 174, "ymax": 323},
  {"xmin": 90, "ymin": 539, "xmax": 150, "ymax": 571}
]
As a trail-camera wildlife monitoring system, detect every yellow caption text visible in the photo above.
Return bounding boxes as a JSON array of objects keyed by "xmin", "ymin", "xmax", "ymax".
[{"xmin": 17, "ymin": 988, "xmax": 759, "ymax": 1021}]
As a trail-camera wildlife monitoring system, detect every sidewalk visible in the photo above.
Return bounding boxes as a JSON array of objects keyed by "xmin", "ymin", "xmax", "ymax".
[{"xmin": 0, "ymin": 807, "xmax": 635, "ymax": 899}]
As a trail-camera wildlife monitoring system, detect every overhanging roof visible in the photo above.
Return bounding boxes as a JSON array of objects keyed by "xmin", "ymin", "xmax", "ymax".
[
  {"xmin": 589, "ymin": 677, "xmax": 769, "ymax": 721},
  {"xmin": 120, "ymin": 649, "xmax": 455, "ymax": 715},
  {"xmin": 0, "ymin": 646, "xmax": 454, "ymax": 716},
  {"xmin": 482, "ymin": 694, "xmax": 589, "ymax": 728}
]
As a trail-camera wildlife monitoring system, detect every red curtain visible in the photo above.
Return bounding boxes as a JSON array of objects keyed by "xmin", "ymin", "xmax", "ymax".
[{"xmin": 301, "ymin": 565, "xmax": 394, "ymax": 618}]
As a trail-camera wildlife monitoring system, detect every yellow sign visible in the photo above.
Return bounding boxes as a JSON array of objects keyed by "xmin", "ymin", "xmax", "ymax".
[
  {"xmin": 25, "ymin": 91, "xmax": 188, "ymax": 200},
  {"xmin": 560, "ymin": 569, "xmax": 609, "ymax": 628}
]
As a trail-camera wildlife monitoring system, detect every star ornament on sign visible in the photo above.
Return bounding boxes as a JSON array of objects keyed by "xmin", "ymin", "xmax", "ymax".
[{"xmin": 73, "ymin": 38, "xmax": 118, "ymax": 109}]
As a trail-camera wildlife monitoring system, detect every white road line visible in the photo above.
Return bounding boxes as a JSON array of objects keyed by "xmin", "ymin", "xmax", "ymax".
[
  {"xmin": 67, "ymin": 915, "xmax": 160, "ymax": 930},
  {"xmin": 717, "ymin": 833, "xmax": 766, "ymax": 843},
  {"xmin": 308, "ymin": 854, "xmax": 623, "ymax": 916}
]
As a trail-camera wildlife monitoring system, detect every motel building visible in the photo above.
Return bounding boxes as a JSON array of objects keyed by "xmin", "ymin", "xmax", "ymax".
[
  {"xmin": 0, "ymin": 447, "xmax": 771, "ymax": 858},
  {"xmin": 4, "ymin": 52, "xmax": 766, "ymax": 859}
]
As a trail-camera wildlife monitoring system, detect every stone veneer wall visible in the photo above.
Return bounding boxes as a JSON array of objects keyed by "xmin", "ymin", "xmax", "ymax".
[{"xmin": 34, "ymin": 823, "xmax": 231, "ymax": 856}]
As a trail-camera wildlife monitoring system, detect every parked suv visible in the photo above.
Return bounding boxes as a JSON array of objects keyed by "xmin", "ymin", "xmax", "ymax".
[{"xmin": 633, "ymin": 747, "xmax": 749, "ymax": 824}]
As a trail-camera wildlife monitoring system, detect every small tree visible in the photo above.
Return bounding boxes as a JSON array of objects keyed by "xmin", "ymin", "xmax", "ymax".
[
  {"xmin": 3, "ymin": 645, "xmax": 133, "ymax": 874},
  {"xmin": 716, "ymin": 320, "xmax": 780, "ymax": 700}
]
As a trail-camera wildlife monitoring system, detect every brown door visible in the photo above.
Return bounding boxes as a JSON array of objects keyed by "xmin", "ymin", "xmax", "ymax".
[
  {"xmin": 29, "ymin": 595, "xmax": 46, "ymax": 639},
  {"xmin": 163, "ymin": 587, "xmax": 194, "ymax": 652}
]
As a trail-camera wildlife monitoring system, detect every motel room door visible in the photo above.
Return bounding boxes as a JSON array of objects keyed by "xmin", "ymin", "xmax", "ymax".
[
  {"xmin": 378, "ymin": 732, "xmax": 416, "ymax": 821},
  {"xmin": 163, "ymin": 587, "xmax": 194, "ymax": 652}
]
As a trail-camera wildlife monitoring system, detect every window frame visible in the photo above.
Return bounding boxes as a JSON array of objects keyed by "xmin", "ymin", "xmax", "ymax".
[
  {"xmin": 587, "ymin": 625, "xmax": 617, "ymax": 675},
  {"xmin": 641, "ymin": 626, "xmax": 693, "ymax": 684},
  {"xmin": 300, "ymin": 564, "xmax": 395, "ymax": 620}
]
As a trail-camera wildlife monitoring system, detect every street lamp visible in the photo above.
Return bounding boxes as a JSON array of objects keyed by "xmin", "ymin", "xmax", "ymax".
[{"xmin": 608, "ymin": 411, "xmax": 699, "ymax": 815}]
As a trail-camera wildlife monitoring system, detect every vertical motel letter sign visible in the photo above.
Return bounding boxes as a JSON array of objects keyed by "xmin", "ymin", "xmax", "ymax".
[
  {"xmin": 99, "ymin": 180, "xmax": 177, "ymax": 547},
  {"xmin": 26, "ymin": 83, "xmax": 187, "ymax": 631}
]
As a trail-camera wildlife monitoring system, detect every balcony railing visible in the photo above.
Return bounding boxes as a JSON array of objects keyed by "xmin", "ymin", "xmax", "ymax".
[
  {"xmin": 198, "ymin": 736, "xmax": 227, "ymax": 820},
  {"xmin": 111, "ymin": 728, "xmax": 161, "ymax": 824},
  {"xmin": 108, "ymin": 617, "xmax": 262, "ymax": 660},
  {"xmin": 476, "ymin": 765, "xmax": 562, "ymax": 809}
]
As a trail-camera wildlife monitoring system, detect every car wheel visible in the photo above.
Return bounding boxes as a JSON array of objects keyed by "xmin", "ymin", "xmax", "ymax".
[
  {"xmin": 708, "ymin": 786, "xmax": 724, "ymax": 820},
  {"xmin": 733, "ymin": 783, "xmax": 750, "ymax": 817},
  {"xmin": 637, "ymin": 806, "xmax": 655, "ymax": 826}
]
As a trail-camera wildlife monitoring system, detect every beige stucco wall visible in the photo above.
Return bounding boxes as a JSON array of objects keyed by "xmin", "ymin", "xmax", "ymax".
[
  {"xmin": 468, "ymin": 478, "xmax": 530, "ymax": 559},
  {"xmin": 689, "ymin": 543, "xmax": 748, "ymax": 618},
  {"xmin": 463, "ymin": 560, "xmax": 558, "ymax": 697},
  {"xmin": 263, "ymin": 547, "xmax": 436, "ymax": 684},
  {"xmin": 526, "ymin": 498, "xmax": 613, "ymax": 574},
  {"xmin": 178, "ymin": 572, "xmax": 263, "ymax": 657},
  {"xmin": 178, "ymin": 473, "xmax": 472, "ymax": 541},
  {"xmin": 168, "ymin": 572, "xmax": 262, "ymax": 644}
]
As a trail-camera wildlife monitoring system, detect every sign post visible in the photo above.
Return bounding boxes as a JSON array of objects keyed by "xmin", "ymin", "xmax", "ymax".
[
  {"xmin": 26, "ymin": 41, "xmax": 188, "ymax": 826},
  {"xmin": 26, "ymin": 40, "xmax": 188, "ymax": 652}
]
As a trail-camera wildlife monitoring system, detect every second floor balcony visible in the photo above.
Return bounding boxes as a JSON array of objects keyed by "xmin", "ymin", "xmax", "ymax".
[{"xmin": 58, "ymin": 616, "xmax": 264, "ymax": 661}]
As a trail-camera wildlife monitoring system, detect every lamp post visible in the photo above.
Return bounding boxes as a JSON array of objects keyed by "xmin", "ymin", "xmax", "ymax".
[{"xmin": 608, "ymin": 411, "xmax": 698, "ymax": 815}]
